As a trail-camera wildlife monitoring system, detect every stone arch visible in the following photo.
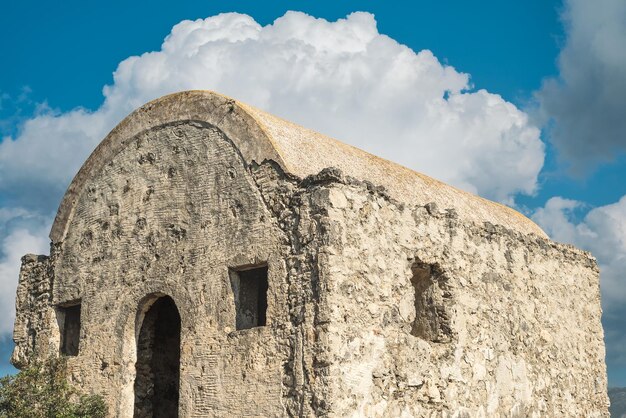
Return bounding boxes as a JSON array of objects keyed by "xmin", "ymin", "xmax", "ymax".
[
  {"xmin": 133, "ymin": 293, "xmax": 181, "ymax": 418},
  {"xmin": 114, "ymin": 281, "xmax": 196, "ymax": 417},
  {"xmin": 49, "ymin": 91, "xmax": 286, "ymax": 244}
]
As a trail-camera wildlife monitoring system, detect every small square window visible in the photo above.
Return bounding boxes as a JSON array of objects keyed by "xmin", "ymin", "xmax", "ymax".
[
  {"xmin": 58, "ymin": 303, "xmax": 81, "ymax": 356},
  {"xmin": 229, "ymin": 265, "xmax": 268, "ymax": 330}
]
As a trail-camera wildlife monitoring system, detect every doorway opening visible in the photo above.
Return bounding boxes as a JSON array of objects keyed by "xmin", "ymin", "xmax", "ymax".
[{"xmin": 133, "ymin": 295, "xmax": 181, "ymax": 418}]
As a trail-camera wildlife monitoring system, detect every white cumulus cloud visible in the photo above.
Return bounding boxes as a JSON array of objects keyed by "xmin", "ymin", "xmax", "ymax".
[
  {"xmin": 0, "ymin": 11, "xmax": 546, "ymax": 335},
  {"xmin": 0, "ymin": 11, "xmax": 544, "ymax": 209}
]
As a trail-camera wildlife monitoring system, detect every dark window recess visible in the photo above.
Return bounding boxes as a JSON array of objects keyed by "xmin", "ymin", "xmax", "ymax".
[
  {"xmin": 59, "ymin": 304, "xmax": 81, "ymax": 356},
  {"xmin": 230, "ymin": 265, "xmax": 268, "ymax": 330},
  {"xmin": 410, "ymin": 261, "xmax": 452, "ymax": 343}
]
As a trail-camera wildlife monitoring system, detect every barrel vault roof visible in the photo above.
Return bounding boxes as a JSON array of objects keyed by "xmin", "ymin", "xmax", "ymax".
[{"xmin": 50, "ymin": 90, "xmax": 546, "ymax": 242}]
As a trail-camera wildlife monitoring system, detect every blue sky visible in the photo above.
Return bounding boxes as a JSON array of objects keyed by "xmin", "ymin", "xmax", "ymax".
[{"xmin": 1, "ymin": 0, "xmax": 625, "ymax": 387}]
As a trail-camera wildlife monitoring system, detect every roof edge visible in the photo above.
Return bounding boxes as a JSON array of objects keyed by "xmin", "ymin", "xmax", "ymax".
[
  {"xmin": 50, "ymin": 90, "xmax": 547, "ymax": 242},
  {"xmin": 50, "ymin": 90, "xmax": 286, "ymax": 243}
]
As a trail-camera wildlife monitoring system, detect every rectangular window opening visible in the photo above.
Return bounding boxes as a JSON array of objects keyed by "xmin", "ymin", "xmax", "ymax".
[
  {"xmin": 229, "ymin": 264, "xmax": 268, "ymax": 330},
  {"xmin": 58, "ymin": 302, "xmax": 81, "ymax": 356}
]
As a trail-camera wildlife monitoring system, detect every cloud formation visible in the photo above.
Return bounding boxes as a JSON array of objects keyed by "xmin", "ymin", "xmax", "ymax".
[
  {"xmin": 535, "ymin": 0, "xmax": 626, "ymax": 170},
  {"xmin": 0, "ymin": 11, "xmax": 545, "ymax": 335},
  {"xmin": 533, "ymin": 195, "xmax": 626, "ymax": 381},
  {"xmin": 0, "ymin": 12, "xmax": 544, "ymax": 208}
]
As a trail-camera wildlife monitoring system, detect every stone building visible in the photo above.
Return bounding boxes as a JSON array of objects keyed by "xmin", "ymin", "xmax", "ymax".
[{"xmin": 12, "ymin": 91, "xmax": 608, "ymax": 417}]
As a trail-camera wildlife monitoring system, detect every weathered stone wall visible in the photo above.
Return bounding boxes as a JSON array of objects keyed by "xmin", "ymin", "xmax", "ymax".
[
  {"xmin": 250, "ymin": 162, "xmax": 336, "ymax": 417},
  {"xmin": 12, "ymin": 114, "xmax": 608, "ymax": 416},
  {"xmin": 313, "ymin": 175, "xmax": 608, "ymax": 417},
  {"xmin": 14, "ymin": 121, "xmax": 299, "ymax": 416},
  {"xmin": 12, "ymin": 253, "xmax": 58, "ymax": 368}
]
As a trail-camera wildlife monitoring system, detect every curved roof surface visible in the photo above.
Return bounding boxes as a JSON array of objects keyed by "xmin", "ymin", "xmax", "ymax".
[{"xmin": 51, "ymin": 90, "xmax": 546, "ymax": 242}]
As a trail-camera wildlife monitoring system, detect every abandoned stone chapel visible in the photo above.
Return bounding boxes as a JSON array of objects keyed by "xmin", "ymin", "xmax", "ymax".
[{"xmin": 12, "ymin": 90, "xmax": 608, "ymax": 417}]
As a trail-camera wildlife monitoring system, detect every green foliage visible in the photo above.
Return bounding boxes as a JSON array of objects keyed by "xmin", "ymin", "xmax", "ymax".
[{"xmin": 0, "ymin": 357, "xmax": 107, "ymax": 418}]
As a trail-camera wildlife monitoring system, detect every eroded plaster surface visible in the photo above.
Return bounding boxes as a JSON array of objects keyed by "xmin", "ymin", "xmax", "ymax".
[{"xmin": 12, "ymin": 92, "xmax": 608, "ymax": 417}]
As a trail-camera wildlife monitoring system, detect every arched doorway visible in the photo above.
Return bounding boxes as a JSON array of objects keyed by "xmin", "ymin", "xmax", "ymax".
[{"xmin": 134, "ymin": 295, "xmax": 181, "ymax": 418}]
